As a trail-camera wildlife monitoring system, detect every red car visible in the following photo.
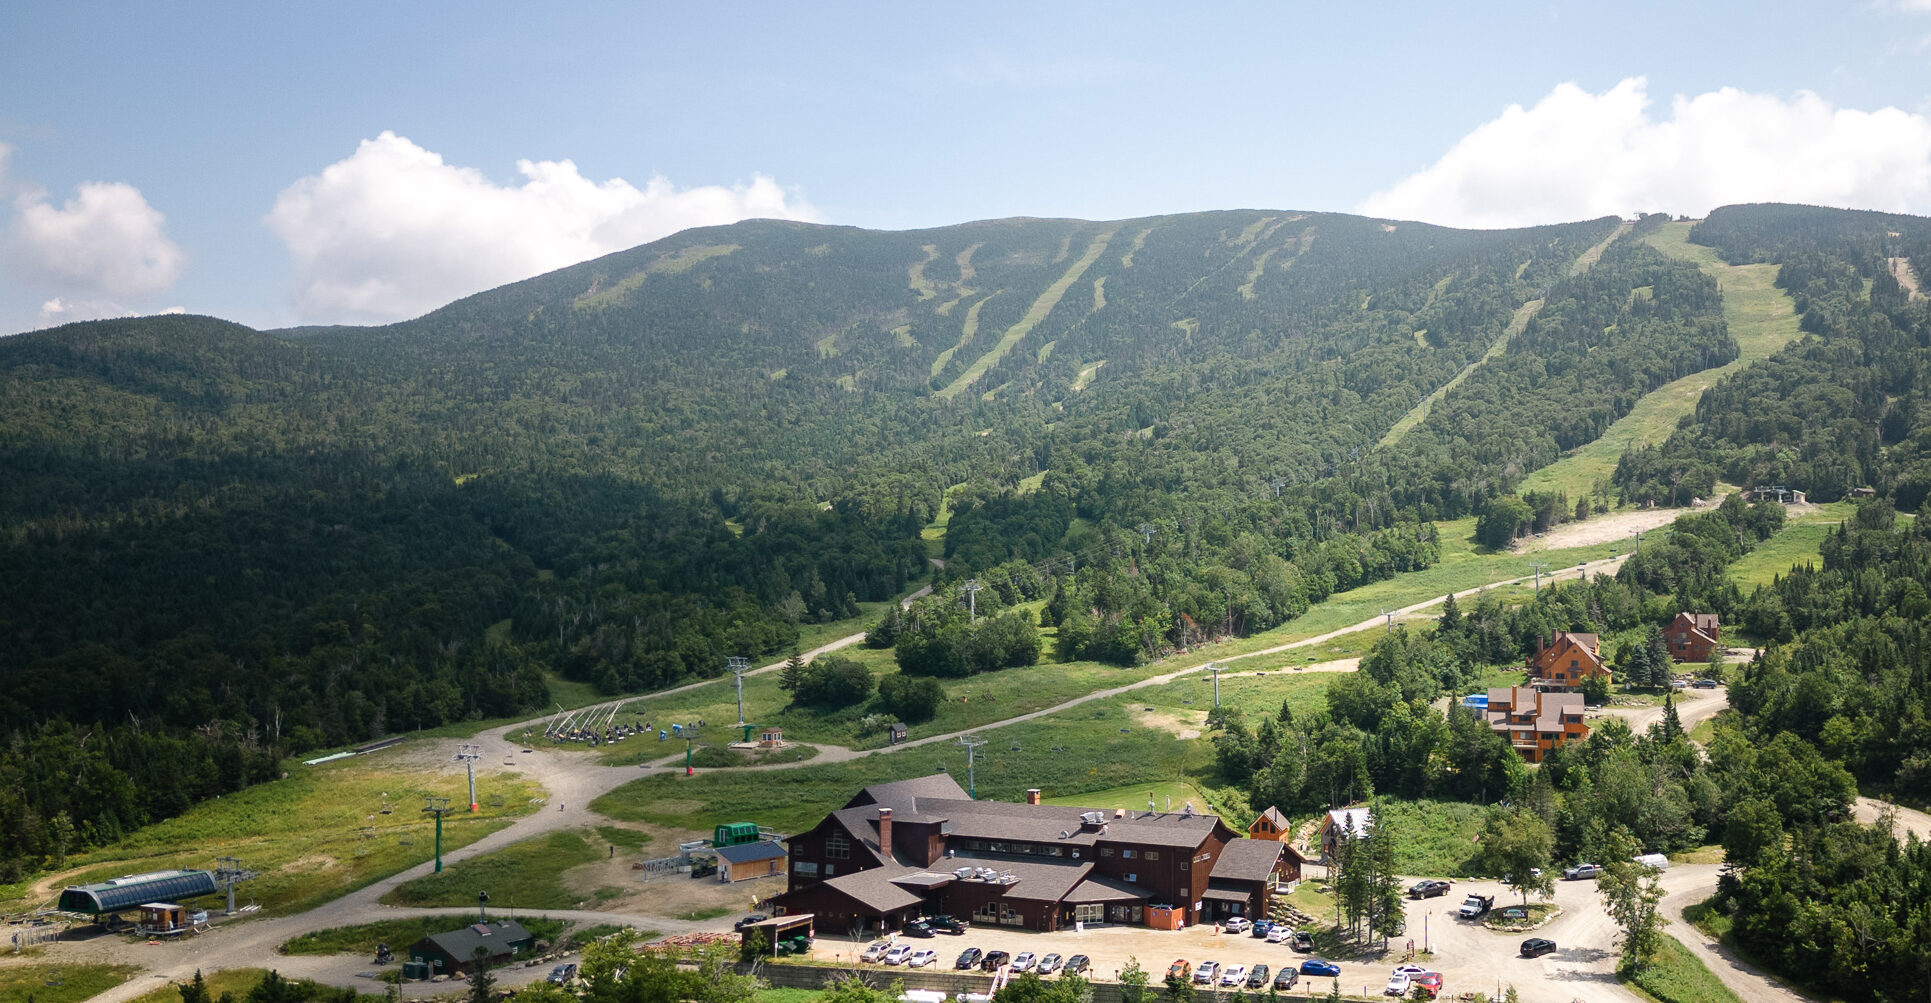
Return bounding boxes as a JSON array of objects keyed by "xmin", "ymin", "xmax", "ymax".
[
  {"xmin": 1412, "ymin": 974, "xmax": 1444, "ymax": 999},
  {"xmin": 1168, "ymin": 960, "xmax": 1192, "ymax": 981}
]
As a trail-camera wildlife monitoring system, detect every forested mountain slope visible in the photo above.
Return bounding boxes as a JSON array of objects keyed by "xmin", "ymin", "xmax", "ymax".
[{"xmin": 0, "ymin": 204, "xmax": 1915, "ymax": 876}]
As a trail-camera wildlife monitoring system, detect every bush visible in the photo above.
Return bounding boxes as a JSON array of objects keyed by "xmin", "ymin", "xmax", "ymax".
[
  {"xmin": 877, "ymin": 673, "xmax": 945, "ymax": 723},
  {"xmin": 793, "ymin": 653, "xmax": 874, "ymax": 706}
]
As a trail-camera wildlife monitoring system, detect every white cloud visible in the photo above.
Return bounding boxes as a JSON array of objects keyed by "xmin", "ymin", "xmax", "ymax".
[
  {"xmin": 265, "ymin": 131, "xmax": 818, "ymax": 324},
  {"xmin": 35, "ymin": 295, "xmax": 135, "ymax": 327},
  {"xmin": 1358, "ymin": 78, "xmax": 1931, "ymax": 229},
  {"xmin": 3, "ymin": 152, "xmax": 184, "ymax": 298}
]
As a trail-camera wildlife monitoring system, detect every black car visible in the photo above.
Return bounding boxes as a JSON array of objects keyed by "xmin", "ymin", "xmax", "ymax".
[
  {"xmin": 955, "ymin": 947, "xmax": 983, "ymax": 970},
  {"xmin": 732, "ymin": 913, "xmax": 769, "ymax": 930},
  {"xmin": 1273, "ymin": 968, "xmax": 1300, "ymax": 991},
  {"xmin": 1246, "ymin": 964, "xmax": 1271, "ymax": 989},
  {"xmin": 1409, "ymin": 879, "xmax": 1451, "ymax": 898},
  {"xmin": 546, "ymin": 964, "xmax": 578, "ymax": 985},
  {"xmin": 1692, "ymin": 678, "xmax": 1720, "ymax": 689},
  {"xmin": 1062, "ymin": 955, "xmax": 1090, "ymax": 976},
  {"xmin": 981, "ymin": 950, "xmax": 1011, "ymax": 972},
  {"xmin": 1521, "ymin": 937, "xmax": 1557, "ymax": 958},
  {"xmin": 926, "ymin": 915, "xmax": 968, "ymax": 935},
  {"xmin": 900, "ymin": 921, "xmax": 935, "ymax": 938}
]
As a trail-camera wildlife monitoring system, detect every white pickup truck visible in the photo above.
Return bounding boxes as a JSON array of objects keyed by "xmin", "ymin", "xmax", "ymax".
[{"xmin": 1457, "ymin": 893, "xmax": 1494, "ymax": 919}]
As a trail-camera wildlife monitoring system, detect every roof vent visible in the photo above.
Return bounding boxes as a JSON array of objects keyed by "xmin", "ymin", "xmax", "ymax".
[
  {"xmin": 472, "ymin": 924, "xmax": 490, "ymax": 935},
  {"xmin": 1060, "ymin": 830, "xmax": 1071, "ymax": 839}
]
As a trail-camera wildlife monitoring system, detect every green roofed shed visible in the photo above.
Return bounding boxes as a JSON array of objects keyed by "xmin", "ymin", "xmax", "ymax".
[{"xmin": 58, "ymin": 870, "xmax": 218, "ymax": 914}]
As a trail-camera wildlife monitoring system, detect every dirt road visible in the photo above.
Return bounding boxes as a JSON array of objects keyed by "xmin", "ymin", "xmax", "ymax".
[{"xmin": 1594, "ymin": 686, "xmax": 1730, "ymax": 736}]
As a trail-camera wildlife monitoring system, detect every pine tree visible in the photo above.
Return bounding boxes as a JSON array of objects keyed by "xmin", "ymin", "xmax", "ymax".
[
  {"xmin": 1659, "ymin": 691, "xmax": 1684, "ymax": 742},
  {"xmin": 1438, "ymin": 593, "xmax": 1463, "ymax": 635},
  {"xmin": 778, "ymin": 651, "xmax": 807, "ymax": 696}
]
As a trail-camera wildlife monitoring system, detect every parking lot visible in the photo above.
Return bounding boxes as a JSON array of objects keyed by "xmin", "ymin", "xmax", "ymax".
[{"xmin": 805, "ymin": 863, "xmax": 1725, "ymax": 1002}]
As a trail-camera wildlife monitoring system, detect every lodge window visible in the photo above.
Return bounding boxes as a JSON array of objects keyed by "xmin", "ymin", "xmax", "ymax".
[
  {"xmin": 826, "ymin": 833, "xmax": 849, "ymax": 860},
  {"xmin": 1099, "ymin": 848, "xmax": 1114, "ymax": 857},
  {"xmin": 793, "ymin": 861, "xmax": 818, "ymax": 876},
  {"xmin": 1122, "ymin": 849, "xmax": 1136, "ymax": 859},
  {"xmin": 1145, "ymin": 850, "xmax": 1159, "ymax": 860},
  {"xmin": 1126, "ymin": 873, "xmax": 1138, "ymax": 883}
]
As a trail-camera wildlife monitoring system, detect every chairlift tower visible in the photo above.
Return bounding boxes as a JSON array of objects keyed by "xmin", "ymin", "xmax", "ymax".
[
  {"xmin": 962, "ymin": 580, "xmax": 982, "ymax": 621},
  {"xmin": 455, "ymin": 744, "xmax": 482, "ymax": 812},
  {"xmin": 1205, "ymin": 663, "xmax": 1226, "ymax": 708},
  {"xmin": 1527, "ymin": 562, "xmax": 1551, "ymax": 592},
  {"xmin": 957, "ymin": 735, "xmax": 988, "ymax": 799},
  {"xmin": 1380, "ymin": 608, "xmax": 1397, "ymax": 633},
  {"xmin": 422, "ymin": 798, "xmax": 454, "ymax": 873},
  {"xmin": 1137, "ymin": 522, "xmax": 1156, "ymax": 546},
  {"xmin": 1270, "ymin": 477, "xmax": 1287, "ymax": 498},
  {"xmin": 213, "ymin": 855, "xmax": 257, "ymax": 916},
  {"xmin": 728, "ymin": 656, "xmax": 751, "ymax": 725}
]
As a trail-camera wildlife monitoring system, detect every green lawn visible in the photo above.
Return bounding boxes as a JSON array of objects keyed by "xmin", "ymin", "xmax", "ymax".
[
  {"xmin": 0, "ymin": 757, "xmax": 538, "ymax": 917},
  {"xmin": 0, "ymin": 964, "xmax": 138, "ymax": 1003},
  {"xmin": 593, "ymin": 703, "xmax": 1200, "ymax": 836},
  {"xmin": 1622, "ymin": 934, "xmax": 1745, "ymax": 1003},
  {"xmin": 1517, "ymin": 222, "xmax": 1804, "ymax": 502},
  {"xmin": 384, "ymin": 829, "xmax": 608, "ymax": 910},
  {"xmin": 281, "ymin": 915, "xmax": 570, "ymax": 956},
  {"xmin": 1377, "ymin": 799, "xmax": 1489, "ymax": 877},
  {"xmin": 1042, "ymin": 780, "xmax": 1211, "ymax": 813}
]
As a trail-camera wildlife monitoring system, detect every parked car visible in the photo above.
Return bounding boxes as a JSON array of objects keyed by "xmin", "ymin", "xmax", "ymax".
[
  {"xmin": 1292, "ymin": 931, "xmax": 1315, "ymax": 952},
  {"xmin": 1011, "ymin": 952, "xmax": 1036, "ymax": 972},
  {"xmin": 1693, "ymin": 678, "xmax": 1720, "ymax": 689},
  {"xmin": 1301, "ymin": 959, "xmax": 1341, "ymax": 977},
  {"xmin": 1220, "ymin": 965, "xmax": 1247, "ymax": 987},
  {"xmin": 1670, "ymin": 678, "xmax": 1688, "ymax": 690},
  {"xmin": 1063, "ymin": 955, "xmax": 1091, "ymax": 976},
  {"xmin": 1564, "ymin": 863, "xmax": 1604, "ymax": 880},
  {"xmin": 981, "ymin": 950, "xmax": 1011, "ymax": 972},
  {"xmin": 1273, "ymin": 968, "xmax": 1300, "ymax": 991},
  {"xmin": 1037, "ymin": 953, "xmax": 1062, "ymax": 974},
  {"xmin": 1409, "ymin": 879, "xmax": 1450, "ymax": 898},
  {"xmin": 1246, "ymin": 964, "xmax": 1271, "ymax": 989},
  {"xmin": 883, "ymin": 944, "xmax": 912, "ymax": 965},
  {"xmin": 733, "ymin": 914, "xmax": 769, "ymax": 931},
  {"xmin": 926, "ymin": 915, "xmax": 969, "ymax": 935},
  {"xmin": 546, "ymin": 964, "xmax": 578, "ymax": 985},
  {"xmin": 1386, "ymin": 974, "xmax": 1411, "ymax": 996},
  {"xmin": 1266, "ymin": 924, "xmax": 1294, "ymax": 943},
  {"xmin": 900, "ymin": 920, "xmax": 935, "ymax": 938},
  {"xmin": 1521, "ymin": 938, "xmax": 1558, "ymax": 958},
  {"xmin": 1391, "ymin": 965, "xmax": 1428, "ymax": 978},
  {"xmin": 1223, "ymin": 916, "xmax": 1252, "ymax": 934},
  {"xmin": 1167, "ymin": 960, "xmax": 1192, "ymax": 981},
  {"xmin": 860, "ymin": 941, "xmax": 891, "ymax": 964},
  {"xmin": 1193, "ymin": 962, "xmax": 1221, "ymax": 984},
  {"xmin": 1251, "ymin": 918, "xmax": 1275, "ymax": 938},
  {"xmin": 1412, "ymin": 973, "xmax": 1444, "ymax": 999},
  {"xmin": 955, "ymin": 947, "xmax": 983, "ymax": 970},
  {"xmin": 907, "ymin": 949, "xmax": 938, "ymax": 969}
]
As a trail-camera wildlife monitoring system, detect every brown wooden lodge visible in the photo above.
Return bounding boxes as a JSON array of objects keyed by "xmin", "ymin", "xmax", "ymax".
[{"xmin": 768, "ymin": 774, "xmax": 1301, "ymax": 935}]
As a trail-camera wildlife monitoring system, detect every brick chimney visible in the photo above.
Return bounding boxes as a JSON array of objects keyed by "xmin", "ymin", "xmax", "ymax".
[
  {"xmin": 877, "ymin": 807, "xmax": 894, "ymax": 861},
  {"xmin": 1025, "ymin": 789, "xmax": 1042, "ymax": 805}
]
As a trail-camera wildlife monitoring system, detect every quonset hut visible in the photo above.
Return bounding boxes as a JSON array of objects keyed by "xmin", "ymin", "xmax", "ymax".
[{"xmin": 57, "ymin": 870, "xmax": 218, "ymax": 915}]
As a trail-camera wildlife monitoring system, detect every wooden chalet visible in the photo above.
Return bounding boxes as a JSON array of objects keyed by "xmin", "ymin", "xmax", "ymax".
[
  {"xmin": 1529, "ymin": 630, "xmax": 1609, "ymax": 689},
  {"xmin": 1664, "ymin": 612, "xmax": 1721, "ymax": 662}
]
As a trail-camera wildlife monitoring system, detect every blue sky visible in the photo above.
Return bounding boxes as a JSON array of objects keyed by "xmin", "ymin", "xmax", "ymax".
[{"xmin": 3, "ymin": 1, "xmax": 1930, "ymax": 333}]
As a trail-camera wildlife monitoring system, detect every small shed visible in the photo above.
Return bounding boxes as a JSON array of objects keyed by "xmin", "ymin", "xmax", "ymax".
[
  {"xmin": 137, "ymin": 903, "xmax": 201, "ymax": 936},
  {"xmin": 759, "ymin": 727, "xmax": 784, "ymax": 748},
  {"xmin": 738, "ymin": 913, "xmax": 814, "ymax": 958},
  {"xmin": 409, "ymin": 920, "xmax": 535, "ymax": 976},
  {"xmin": 887, "ymin": 722, "xmax": 908, "ymax": 744},
  {"xmin": 1248, "ymin": 806, "xmax": 1291, "ymax": 842},
  {"xmin": 716, "ymin": 840, "xmax": 787, "ymax": 882}
]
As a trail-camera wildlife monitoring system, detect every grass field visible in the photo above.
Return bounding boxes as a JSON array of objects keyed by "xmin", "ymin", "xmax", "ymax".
[
  {"xmin": 385, "ymin": 829, "xmax": 612, "ymax": 910},
  {"xmin": 1622, "ymin": 934, "xmax": 1744, "ymax": 1003},
  {"xmin": 1724, "ymin": 501, "xmax": 1855, "ymax": 588},
  {"xmin": 1378, "ymin": 799, "xmax": 1490, "ymax": 877},
  {"xmin": 281, "ymin": 915, "xmax": 570, "ymax": 956},
  {"xmin": 0, "ymin": 963, "xmax": 138, "ymax": 1003},
  {"xmin": 0, "ymin": 757, "xmax": 539, "ymax": 917},
  {"xmin": 1517, "ymin": 222, "xmax": 1805, "ymax": 502},
  {"xmin": 1042, "ymin": 780, "xmax": 1210, "ymax": 813}
]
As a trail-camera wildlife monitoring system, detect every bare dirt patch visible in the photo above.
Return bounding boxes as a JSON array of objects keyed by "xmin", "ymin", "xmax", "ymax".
[
  {"xmin": 1134, "ymin": 707, "xmax": 1207, "ymax": 741},
  {"xmin": 1520, "ymin": 501, "xmax": 1716, "ymax": 552}
]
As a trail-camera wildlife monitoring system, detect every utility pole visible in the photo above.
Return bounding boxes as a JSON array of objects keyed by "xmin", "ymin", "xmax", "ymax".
[
  {"xmin": 455, "ymin": 744, "xmax": 481, "ymax": 812},
  {"xmin": 728, "ymin": 656, "xmax": 751, "ymax": 726},
  {"xmin": 1380, "ymin": 608, "xmax": 1397, "ymax": 633},
  {"xmin": 1205, "ymin": 663, "xmax": 1226, "ymax": 708},
  {"xmin": 422, "ymin": 798, "xmax": 453, "ymax": 873},
  {"xmin": 957, "ymin": 735, "xmax": 988, "ymax": 798},
  {"xmin": 1527, "ymin": 562, "xmax": 1550, "ymax": 592},
  {"xmin": 962, "ymin": 580, "xmax": 982, "ymax": 621}
]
